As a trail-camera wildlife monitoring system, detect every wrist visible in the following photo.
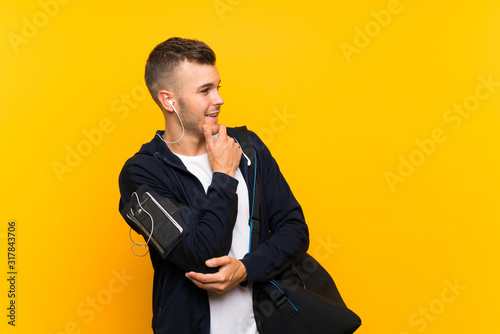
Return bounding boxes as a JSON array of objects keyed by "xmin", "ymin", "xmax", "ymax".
[
  {"xmin": 238, "ymin": 260, "xmax": 248, "ymax": 282},
  {"xmin": 213, "ymin": 169, "xmax": 236, "ymax": 178}
]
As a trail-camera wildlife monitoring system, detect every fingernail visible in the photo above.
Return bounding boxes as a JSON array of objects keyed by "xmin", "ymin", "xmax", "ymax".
[{"xmin": 202, "ymin": 124, "xmax": 208, "ymax": 131}]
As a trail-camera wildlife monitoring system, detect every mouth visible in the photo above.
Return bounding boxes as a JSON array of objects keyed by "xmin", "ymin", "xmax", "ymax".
[{"xmin": 205, "ymin": 112, "xmax": 219, "ymax": 118}]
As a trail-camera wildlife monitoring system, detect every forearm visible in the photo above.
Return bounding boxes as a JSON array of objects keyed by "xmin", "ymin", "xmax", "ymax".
[
  {"xmin": 241, "ymin": 217, "xmax": 309, "ymax": 284},
  {"xmin": 120, "ymin": 165, "xmax": 240, "ymax": 273}
]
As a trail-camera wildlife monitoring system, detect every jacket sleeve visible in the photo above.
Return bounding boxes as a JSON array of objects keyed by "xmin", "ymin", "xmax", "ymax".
[
  {"xmin": 240, "ymin": 132, "xmax": 309, "ymax": 284},
  {"xmin": 118, "ymin": 154, "xmax": 239, "ymax": 274}
]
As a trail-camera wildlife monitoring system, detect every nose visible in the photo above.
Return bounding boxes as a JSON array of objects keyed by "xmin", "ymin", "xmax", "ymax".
[{"xmin": 213, "ymin": 90, "xmax": 224, "ymax": 107}]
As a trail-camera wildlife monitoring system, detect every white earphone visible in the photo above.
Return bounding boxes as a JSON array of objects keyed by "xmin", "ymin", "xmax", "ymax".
[{"xmin": 158, "ymin": 99, "xmax": 185, "ymax": 144}]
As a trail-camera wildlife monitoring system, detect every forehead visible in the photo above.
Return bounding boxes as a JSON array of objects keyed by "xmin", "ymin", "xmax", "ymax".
[{"xmin": 174, "ymin": 60, "xmax": 220, "ymax": 90}]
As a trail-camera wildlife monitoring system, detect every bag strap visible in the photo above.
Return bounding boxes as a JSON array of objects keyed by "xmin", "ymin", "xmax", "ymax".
[
  {"xmin": 235, "ymin": 126, "xmax": 260, "ymax": 253},
  {"xmin": 235, "ymin": 127, "xmax": 300, "ymax": 319},
  {"xmin": 263, "ymin": 280, "xmax": 299, "ymax": 319}
]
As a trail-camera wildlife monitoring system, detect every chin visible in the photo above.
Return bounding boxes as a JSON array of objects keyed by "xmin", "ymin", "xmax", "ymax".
[{"xmin": 210, "ymin": 124, "xmax": 220, "ymax": 135}]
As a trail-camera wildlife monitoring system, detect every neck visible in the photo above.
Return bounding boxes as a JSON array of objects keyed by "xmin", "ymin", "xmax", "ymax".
[{"xmin": 162, "ymin": 131, "xmax": 207, "ymax": 156}]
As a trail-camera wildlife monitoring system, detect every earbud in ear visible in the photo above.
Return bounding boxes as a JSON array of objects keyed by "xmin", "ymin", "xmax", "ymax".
[{"xmin": 162, "ymin": 99, "xmax": 185, "ymax": 144}]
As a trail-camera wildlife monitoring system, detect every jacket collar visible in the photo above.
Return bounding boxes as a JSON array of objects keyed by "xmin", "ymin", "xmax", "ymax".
[{"xmin": 138, "ymin": 129, "xmax": 251, "ymax": 179}]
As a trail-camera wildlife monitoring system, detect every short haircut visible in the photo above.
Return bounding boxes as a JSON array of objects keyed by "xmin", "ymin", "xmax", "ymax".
[{"xmin": 144, "ymin": 37, "xmax": 216, "ymax": 108}]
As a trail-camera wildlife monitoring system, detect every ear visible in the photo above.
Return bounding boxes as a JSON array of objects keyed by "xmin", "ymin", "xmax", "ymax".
[{"xmin": 158, "ymin": 90, "xmax": 176, "ymax": 112}]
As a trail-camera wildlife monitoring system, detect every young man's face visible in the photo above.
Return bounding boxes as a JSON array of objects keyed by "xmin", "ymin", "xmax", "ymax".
[{"xmin": 174, "ymin": 60, "xmax": 224, "ymax": 138}]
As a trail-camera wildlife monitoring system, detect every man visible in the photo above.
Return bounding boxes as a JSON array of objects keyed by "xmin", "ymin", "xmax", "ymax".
[{"xmin": 118, "ymin": 37, "xmax": 309, "ymax": 334}]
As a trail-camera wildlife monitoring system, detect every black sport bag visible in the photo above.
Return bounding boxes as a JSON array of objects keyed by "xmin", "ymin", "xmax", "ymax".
[
  {"xmin": 253, "ymin": 253, "xmax": 361, "ymax": 334},
  {"xmin": 235, "ymin": 126, "xmax": 361, "ymax": 334}
]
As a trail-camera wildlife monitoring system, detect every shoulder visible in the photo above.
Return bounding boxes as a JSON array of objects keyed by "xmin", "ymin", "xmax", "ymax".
[
  {"xmin": 228, "ymin": 126, "xmax": 270, "ymax": 154},
  {"xmin": 120, "ymin": 152, "xmax": 163, "ymax": 181},
  {"xmin": 119, "ymin": 153, "xmax": 162, "ymax": 196},
  {"xmin": 119, "ymin": 131, "xmax": 169, "ymax": 182}
]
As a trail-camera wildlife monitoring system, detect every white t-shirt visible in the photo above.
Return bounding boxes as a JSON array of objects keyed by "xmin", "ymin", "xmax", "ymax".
[{"xmin": 174, "ymin": 153, "xmax": 258, "ymax": 334}]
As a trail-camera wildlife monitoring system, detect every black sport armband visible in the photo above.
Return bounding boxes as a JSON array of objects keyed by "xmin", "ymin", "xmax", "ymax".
[{"xmin": 121, "ymin": 184, "xmax": 189, "ymax": 259}]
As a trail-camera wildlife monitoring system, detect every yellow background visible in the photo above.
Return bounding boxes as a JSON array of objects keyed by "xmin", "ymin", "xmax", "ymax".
[{"xmin": 1, "ymin": 0, "xmax": 499, "ymax": 333}]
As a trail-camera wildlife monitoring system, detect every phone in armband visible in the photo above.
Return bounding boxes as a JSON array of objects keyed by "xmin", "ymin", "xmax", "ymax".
[{"xmin": 121, "ymin": 184, "xmax": 189, "ymax": 258}]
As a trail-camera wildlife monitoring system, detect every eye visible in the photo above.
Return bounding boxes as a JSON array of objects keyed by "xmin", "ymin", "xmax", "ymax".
[
  {"xmin": 217, "ymin": 85, "xmax": 221, "ymax": 90},
  {"xmin": 201, "ymin": 88, "xmax": 209, "ymax": 94}
]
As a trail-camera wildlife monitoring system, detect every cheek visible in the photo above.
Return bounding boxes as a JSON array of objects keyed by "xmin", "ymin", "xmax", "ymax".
[
  {"xmin": 182, "ymin": 95, "xmax": 211, "ymax": 119},
  {"xmin": 192, "ymin": 98, "xmax": 211, "ymax": 113}
]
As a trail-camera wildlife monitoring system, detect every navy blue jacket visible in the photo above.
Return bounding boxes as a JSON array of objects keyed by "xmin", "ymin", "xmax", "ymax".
[{"xmin": 118, "ymin": 128, "xmax": 309, "ymax": 334}]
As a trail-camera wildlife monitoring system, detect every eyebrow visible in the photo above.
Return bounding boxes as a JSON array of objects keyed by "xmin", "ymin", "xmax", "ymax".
[{"xmin": 197, "ymin": 80, "xmax": 221, "ymax": 91}]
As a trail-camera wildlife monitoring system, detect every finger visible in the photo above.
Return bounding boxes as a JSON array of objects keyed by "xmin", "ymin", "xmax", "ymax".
[
  {"xmin": 186, "ymin": 273, "xmax": 227, "ymax": 293},
  {"xmin": 217, "ymin": 124, "xmax": 227, "ymax": 141},
  {"xmin": 202, "ymin": 124, "xmax": 214, "ymax": 149},
  {"xmin": 185, "ymin": 271, "xmax": 203, "ymax": 283},
  {"xmin": 206, "ymin": 256, "xmax": 230, "ymax": 268},
  {"xmin": 189, "ymin": 279, "xmax": 225, "ymax": 294},
  {"xmin": 185, "ymin": 274, "xmax": 210, "ymax": 289},
  {"xmin": 185, "ymin": 271, "xmax": 204, "ymax": 282},
  {"xmin": 186, "ymin": 271, "xmax": 219, "ymax": 284}
]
